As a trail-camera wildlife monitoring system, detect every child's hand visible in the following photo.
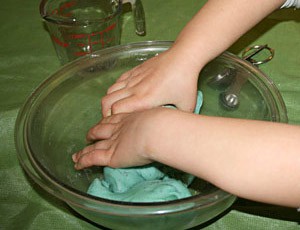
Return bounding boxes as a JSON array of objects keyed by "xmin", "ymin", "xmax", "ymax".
[
  {"xmin": 101, "ymin": 47, "xmax": 201, "ymax": 117},
  {"xmin": 72, "ymin": 108, "xmax": 165, "ymax": 170}
]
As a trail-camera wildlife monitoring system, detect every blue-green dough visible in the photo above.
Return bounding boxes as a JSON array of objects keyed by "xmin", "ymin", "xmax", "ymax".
[
  {"xmin": 88, "ymin": 166, "xmax": 191, "ymax": 202},
  {"xmin": 87, "ymin": 91, "xmax": 203, "ymax": 202},
  {"xmin": 100, "ymin": 166, "xmax": 165, "ymax": 193}
]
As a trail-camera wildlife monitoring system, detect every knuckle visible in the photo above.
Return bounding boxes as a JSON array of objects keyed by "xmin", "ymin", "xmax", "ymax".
[
  {"xmin": 111, "ymin": 102, "xmax": 121, "ymax": 114},
  {"xmin": 87, "ymin": 127, "xmax": 98, "ymax": 139}
]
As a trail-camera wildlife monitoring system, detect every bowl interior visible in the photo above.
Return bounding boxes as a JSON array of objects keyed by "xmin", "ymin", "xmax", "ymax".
[{"xmin": 20, "ymin": 41, "xmax": 287, "ymax": 204}]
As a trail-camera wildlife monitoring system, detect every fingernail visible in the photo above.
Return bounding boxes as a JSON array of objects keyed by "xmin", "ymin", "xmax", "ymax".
[
  {"xmin": 106, "ymin": 109, "xmax": 112, "ymax": 117},
  {"xmin": 74, "ymin": 163, "xmax": 80, "ymax": 170},
  {"xmin": 72, "ymin": 153, "xmax": 77, "ymax": 162}
]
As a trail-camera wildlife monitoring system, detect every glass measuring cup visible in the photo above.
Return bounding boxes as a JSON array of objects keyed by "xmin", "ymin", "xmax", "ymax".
[{"xmin": 40, "ymin": 0, "xmax": 146, "ymax": 64}]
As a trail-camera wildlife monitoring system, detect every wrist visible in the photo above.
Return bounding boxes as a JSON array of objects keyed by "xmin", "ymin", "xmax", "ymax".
[
  {"xmin": 142, "ymin": 108, "xmax": 195, "ymax": 166},
  {"xmin": 167, "ymin": 42, "xmax": 206, "ymax": 76},
  {"xmin": 140, "ymin": 108, "xmax": 177, "ymax": 162}
]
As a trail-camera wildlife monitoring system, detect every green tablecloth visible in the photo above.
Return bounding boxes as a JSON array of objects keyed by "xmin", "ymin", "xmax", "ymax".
[{"xmin": 0, "ymin": 0, "xmax": 299, "ymax": 229}]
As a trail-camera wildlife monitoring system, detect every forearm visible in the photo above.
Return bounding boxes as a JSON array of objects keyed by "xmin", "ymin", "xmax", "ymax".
[
  {"xmin": 147, "ymin": 109, "xmax": 300, "ymax": 207},
  {"xmin": 170, "ymin": 0, "xmax": 285, "ymax": 71}
]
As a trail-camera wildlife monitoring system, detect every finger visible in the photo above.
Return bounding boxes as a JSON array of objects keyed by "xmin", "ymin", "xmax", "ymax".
[
  {"xmin": 87, "ymin": 113, "xmax": 127, "ymax": 141},
  {"xmin": 105, "ymin": 108, "xmax": 112, "ymax": 117},
  {"xmin": 72, "ymin": 144, "xmax": 98, "ymax": 163},
  {"xmin": 111, "ymin": 95, "xmax": 150, "ymax": 114},
  {"xmin": 116, "ymin": 70, "xmax": 132, "ymax": 82},
  {"xmin": 86, "ymin": 123, "xmax": 117, "ymax": 142},
  {"xmin": 126, "ymin": 74, "xmax": 144, "ymax": 88},
  {"xmin": 109, "ymin": 70, "xmax": 147, "ymax": 94},
  {"xmin": 72, "ymin": 140, "xmax": 111, "ymax": 163},
  {"xmin": 100, "ymin": 113, "xmax": 127, "ymax": 125},
  {"xmin": 116, "ymin": 65, "xmax": 143, "ymax": 82},
  {"xmin": 74, "ymin": 148, "xmax": 113, "ymax": 170},
  {"xmin": 107, "ymin": 80, "xmax": 127, "ymax": 94},
  {"xmin": 101, "ymin": 89, "xmax": 131, "ymax": 117}
]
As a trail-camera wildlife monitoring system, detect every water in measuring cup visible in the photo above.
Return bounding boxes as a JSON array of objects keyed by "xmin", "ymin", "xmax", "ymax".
[{"xmin": 67, "ymin": 0, "xmax": 120, "ymax": 21}]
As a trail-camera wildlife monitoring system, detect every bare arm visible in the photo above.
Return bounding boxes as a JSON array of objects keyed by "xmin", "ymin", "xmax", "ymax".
[
  {"xmin": 146, "ymin": 109, "xmax": 300, "ymax": 208},
  {"xmin": 172, "ymin": 0, "xmax": 285, "ymax": 69}
]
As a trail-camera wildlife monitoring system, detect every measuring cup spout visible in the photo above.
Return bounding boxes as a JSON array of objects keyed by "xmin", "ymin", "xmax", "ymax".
[{"xmin": 124, "ymin": 0, "xmax": 146, "ymax": 36}]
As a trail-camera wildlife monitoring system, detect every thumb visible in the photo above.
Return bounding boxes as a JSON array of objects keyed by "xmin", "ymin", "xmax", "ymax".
[{"xmin": 111, "ymin": 96, "xmax": 151, "ymax": 114}]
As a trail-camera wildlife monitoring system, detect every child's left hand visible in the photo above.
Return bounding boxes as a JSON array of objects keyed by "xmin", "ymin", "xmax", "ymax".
[{"xmin": 72, "ymin": 108, "xmax": 168, "ymax": 170}]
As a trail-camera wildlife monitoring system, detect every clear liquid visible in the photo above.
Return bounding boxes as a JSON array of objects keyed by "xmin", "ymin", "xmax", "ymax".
[{"xmin": 67, "ymin": 0, "xmax": 120, "ymax": 21}]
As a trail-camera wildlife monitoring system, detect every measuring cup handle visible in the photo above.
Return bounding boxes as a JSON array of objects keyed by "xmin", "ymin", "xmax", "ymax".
[{"xmin": 123, "ymin": 0, "xmax": 146, "ymax": 36}]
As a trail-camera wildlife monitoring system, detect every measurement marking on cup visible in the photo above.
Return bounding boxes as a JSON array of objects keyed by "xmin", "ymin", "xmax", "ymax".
[
  {"xmin": 50, "ymin": 0, "xmax": 76, "ymax": 17},
  {"xmin": 51, "ymin": 23, "xmax": 117, "ymax": 56},
  {"xmin": 52, "ymin": 35, "xmax": 69, "ymax": 48},
  {"xmin": 77, "ymin": 23, "xmax": 117, "ymax": 56},
  {"xmin": 73, "ymin": 24, "xmax": 116, "ymax": 56}
]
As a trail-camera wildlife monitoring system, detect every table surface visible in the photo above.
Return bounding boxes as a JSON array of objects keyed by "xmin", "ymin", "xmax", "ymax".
[{"xmin": 0, "ymin": 0, "xmax": 299, "ymax": 229}]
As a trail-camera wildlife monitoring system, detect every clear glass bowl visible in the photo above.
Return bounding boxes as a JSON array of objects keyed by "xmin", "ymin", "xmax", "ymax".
[{"xmin": 15, "ymin": 41, "xmax": 287, "ymax": 230}]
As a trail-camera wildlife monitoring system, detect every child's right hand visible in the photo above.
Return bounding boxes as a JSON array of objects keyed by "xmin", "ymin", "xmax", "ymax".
[{"xmin": 101, "ymin": 46, "xmax": 202, "ymax": 117}]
